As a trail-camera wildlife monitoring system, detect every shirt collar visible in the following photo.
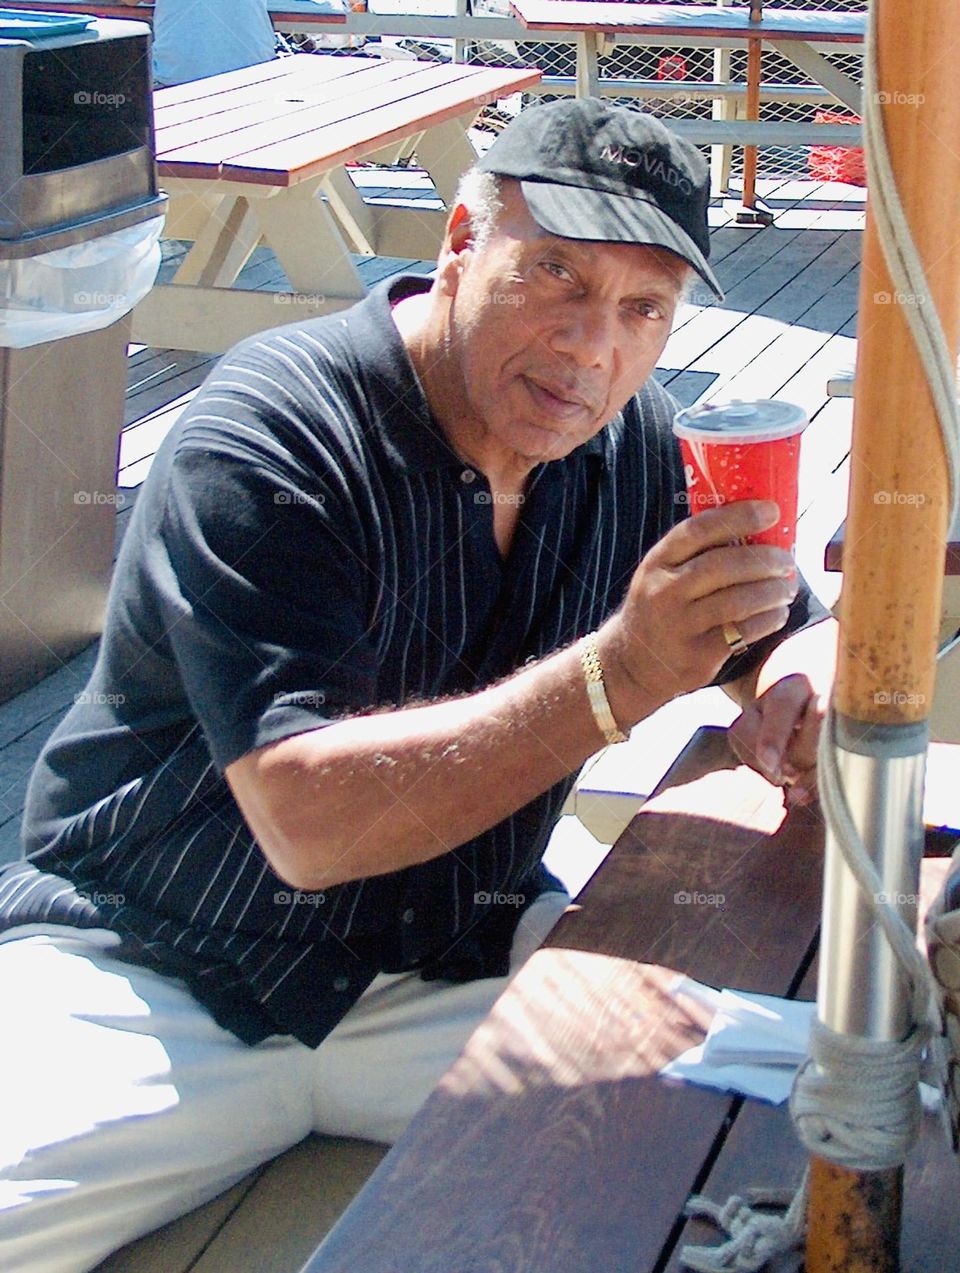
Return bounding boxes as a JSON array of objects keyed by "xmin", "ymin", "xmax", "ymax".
[{"xmin": 346, "ymin": 275, "xmax": 608, "ymax": 475}]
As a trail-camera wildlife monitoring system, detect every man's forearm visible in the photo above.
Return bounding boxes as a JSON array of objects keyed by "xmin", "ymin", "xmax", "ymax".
[{"xmin": 226, "ymin": 628, "xmax": 666, "ymax": 891}]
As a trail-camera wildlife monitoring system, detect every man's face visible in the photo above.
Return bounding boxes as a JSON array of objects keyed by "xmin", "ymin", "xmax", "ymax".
[{"xmin": 437, "ymin": 181, "xmax": 688, "ymax": 467}]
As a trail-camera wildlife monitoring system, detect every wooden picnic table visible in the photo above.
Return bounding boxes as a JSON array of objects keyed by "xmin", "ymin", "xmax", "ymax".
[
  {"xmin": 128, "ymin": 53, "xmax": 540, "ymax": 352},
  {"xmin": 510, "ymin": 2, "xmax": 864, "ymax": 102},
  {"xmin": 511, "ymin": 2, "xmax": 864, "ymax": 220},
  {"xmin": 300, "ymin": 725, "xmax": 960, "ymax": 1272}
]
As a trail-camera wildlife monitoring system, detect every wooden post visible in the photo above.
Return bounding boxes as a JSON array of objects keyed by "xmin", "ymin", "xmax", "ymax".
[
  {"xmin": 735, "ymin": 0, "xmax": 772, "ymax": 223},
  {"xmin": 807, "ymin": 0, "xmax": 960, "ymax": 1266},
  {"xmin": 741, "ymin": 3, "xmax": 761, "ymax": 209}
]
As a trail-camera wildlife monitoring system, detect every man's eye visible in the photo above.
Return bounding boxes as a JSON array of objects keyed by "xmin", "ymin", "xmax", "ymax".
[
  {"xmin": 540, "ymin": 261, "xmax": 573, "ymax": 282},
  {"xmin": 631, "ymin": 301, "xmax": 665, "ymax": 320}
]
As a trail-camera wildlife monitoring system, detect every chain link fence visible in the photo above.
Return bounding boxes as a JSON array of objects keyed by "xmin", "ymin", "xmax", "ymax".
[{"xmin": 469, "ymin": 0, "xmax": 865, "ymax": 183}]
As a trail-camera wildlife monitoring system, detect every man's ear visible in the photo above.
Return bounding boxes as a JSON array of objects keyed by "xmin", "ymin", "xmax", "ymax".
[
  {"xmin": 446, "ymin": 202, "xmax": 475, "ymax": 253},
  {"xmin": 436, "ymin": 202, "xmax": 476, "ymax": 294}
]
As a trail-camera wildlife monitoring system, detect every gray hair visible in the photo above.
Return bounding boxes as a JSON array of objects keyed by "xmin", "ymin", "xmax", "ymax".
[{"xmin": 452, "ymin": 168, "xmax": 504, "ymax": 252}]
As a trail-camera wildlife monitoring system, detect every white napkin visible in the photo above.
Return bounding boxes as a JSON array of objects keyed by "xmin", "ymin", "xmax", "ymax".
[{"xmin": 660, "ymin": 975, "xmax": 940, "ymax": 1109}]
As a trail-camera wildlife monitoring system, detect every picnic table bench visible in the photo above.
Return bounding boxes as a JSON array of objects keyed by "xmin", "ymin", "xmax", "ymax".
[
  {"xmin": 300, "ymin": 725, "xmax": 960, "ymax": 1272},
  {"xmin": 129, "ymin": 52, "xmax": 539, "ymax": 352}
]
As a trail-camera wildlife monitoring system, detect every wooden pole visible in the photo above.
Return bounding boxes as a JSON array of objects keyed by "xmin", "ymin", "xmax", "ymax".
[
  {"xmin": 807, "ymin": 0, "xmax": 960, "ymax": 1266},
  {"xmin": 736, "ymin": 0, "xmax": 767, "ymax": 222}
]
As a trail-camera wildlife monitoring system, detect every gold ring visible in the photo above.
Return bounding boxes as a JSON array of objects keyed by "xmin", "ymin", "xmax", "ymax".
[{"xmin": 722, "ymin": 622, "xmax": 749, "ymax": 657}]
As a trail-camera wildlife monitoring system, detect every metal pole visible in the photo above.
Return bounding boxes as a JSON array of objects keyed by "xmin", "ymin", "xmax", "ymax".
[{"xmin": 806, "ymin": 0, "xmax": 960, "ymax": 1264}]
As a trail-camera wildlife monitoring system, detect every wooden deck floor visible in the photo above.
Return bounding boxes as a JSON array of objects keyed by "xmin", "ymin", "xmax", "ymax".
[{"xmin": 5, "ymin": 172, "xmax": 944, "ymax": 1272}]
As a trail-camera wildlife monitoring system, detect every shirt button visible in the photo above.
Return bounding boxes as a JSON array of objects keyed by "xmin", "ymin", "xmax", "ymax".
[
  {"xmin": 402, "ymin": 907, "xmax": 415, "ymax": 924},
  {"xmin": 333, "ymin": 976, "xmax": 349, "ymax": 993},
  {"xmin": 460, "ymin": 469, "xmax": 476, "ymax": 484}
]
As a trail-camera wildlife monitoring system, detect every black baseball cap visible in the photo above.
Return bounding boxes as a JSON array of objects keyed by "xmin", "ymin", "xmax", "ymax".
[{"xmin": 476, "ymin": 97, "xmax": 723, "ymax": 300}]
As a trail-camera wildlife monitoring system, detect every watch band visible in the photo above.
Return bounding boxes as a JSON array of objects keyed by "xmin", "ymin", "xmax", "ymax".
[{"xmin": 578, "ymin": 631, "xmax": 629, "ymax": 746}]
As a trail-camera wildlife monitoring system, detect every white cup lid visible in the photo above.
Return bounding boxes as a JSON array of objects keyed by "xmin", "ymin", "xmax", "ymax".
[{"xmin": 673, "ymin": 398, "xmax": 808, "ymax": 443}]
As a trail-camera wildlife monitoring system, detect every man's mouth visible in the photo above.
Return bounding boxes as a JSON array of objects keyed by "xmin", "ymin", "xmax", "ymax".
[{"xmin": 523, "ymin": 375, "xmax": 596, "ymax": 419}]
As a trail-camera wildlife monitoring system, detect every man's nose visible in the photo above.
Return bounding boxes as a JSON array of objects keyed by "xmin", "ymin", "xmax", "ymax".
[{"xmin": 548, "ymin": 302, "xmax": 616, "ymax": 369}]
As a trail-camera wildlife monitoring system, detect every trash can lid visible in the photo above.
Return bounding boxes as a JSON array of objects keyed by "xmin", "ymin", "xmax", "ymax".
[{"xmin": 0, "ymin": 9, "xmax": 95, "ymax": 38}]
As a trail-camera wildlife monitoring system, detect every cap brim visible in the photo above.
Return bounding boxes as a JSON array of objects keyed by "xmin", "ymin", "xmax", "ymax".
[{"xmin": 519, "ymin": 180, "xmax": 724, "ymax": 302}]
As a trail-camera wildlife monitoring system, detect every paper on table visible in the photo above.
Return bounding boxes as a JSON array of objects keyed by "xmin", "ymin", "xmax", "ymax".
[
  {"xmin": 659, "ymin": 976, "xmax": 812, "ymax": 1105},
  {"xmin": 660, "ymin": 975, "xmax": 941, "ymax": 1109}
]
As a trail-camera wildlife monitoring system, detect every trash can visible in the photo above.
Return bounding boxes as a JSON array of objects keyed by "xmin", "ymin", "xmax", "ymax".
[{"xmin": 0, "ymin": 12, "xmax": 166, "ymax": 701}]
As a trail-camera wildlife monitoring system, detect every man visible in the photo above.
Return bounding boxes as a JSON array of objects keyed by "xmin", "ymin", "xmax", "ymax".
[{"xmin": 0, "ymin": 100, "xmax": 832, "ymax": 1269}]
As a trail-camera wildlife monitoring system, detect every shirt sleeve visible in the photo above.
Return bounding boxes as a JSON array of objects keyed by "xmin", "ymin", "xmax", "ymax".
[{"xmin": 152, "ymin": 360, "xmax": 381, "ymax": 772}]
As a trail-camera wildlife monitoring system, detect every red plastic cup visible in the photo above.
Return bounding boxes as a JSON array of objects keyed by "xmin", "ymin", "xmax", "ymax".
[{"xmin": 672, "ymin": 399, "xmax": 809, "ymax": 551}]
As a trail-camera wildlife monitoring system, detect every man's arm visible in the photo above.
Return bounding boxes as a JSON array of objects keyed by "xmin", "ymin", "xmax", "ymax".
[{"xmin": 227, "ymin": 500, "xmax": 798, "ymax": 891}]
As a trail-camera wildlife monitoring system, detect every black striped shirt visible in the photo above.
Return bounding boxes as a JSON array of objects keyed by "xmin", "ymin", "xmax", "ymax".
[{"xmin": 0, "ymin": 276, "xmax": 826, "ymax": 1046}]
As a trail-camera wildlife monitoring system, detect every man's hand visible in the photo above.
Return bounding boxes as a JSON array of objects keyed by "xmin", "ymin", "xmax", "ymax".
[
  {"xmin": 726, "ymin": 617, "xmax": 838, "ymax": 807},
  {"xmin": 598, "ymin": 500, "xmax": 799, "ymax": 723},
  {"xmin": 728, "ymin": 673, "xmax": 823, "ymax": 807}
]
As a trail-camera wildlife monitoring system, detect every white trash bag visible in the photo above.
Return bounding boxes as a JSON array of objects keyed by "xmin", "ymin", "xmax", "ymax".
[{"xmin": 0, "ymin": 213, "xmax": 164, "ymax": 349}]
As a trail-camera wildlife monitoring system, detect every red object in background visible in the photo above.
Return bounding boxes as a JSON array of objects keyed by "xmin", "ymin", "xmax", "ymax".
[
  {"xmin": 808, "ymin": 110, "xmax": 867, "ymax": 186},
  {"xmin": 657, "ymin": 54, "xmax": 687, "ymax": 80}
]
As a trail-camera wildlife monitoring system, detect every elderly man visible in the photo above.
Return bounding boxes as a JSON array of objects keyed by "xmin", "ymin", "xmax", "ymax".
[{"xmin": 0, "ymin": 100, "xmax": 831, "ymax": 1270}]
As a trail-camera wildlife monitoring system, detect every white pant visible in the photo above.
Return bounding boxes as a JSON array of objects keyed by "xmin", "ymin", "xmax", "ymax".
[{"xmin": 0, "ymin": 891, "xmax": 568, "ymax": 1273}]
